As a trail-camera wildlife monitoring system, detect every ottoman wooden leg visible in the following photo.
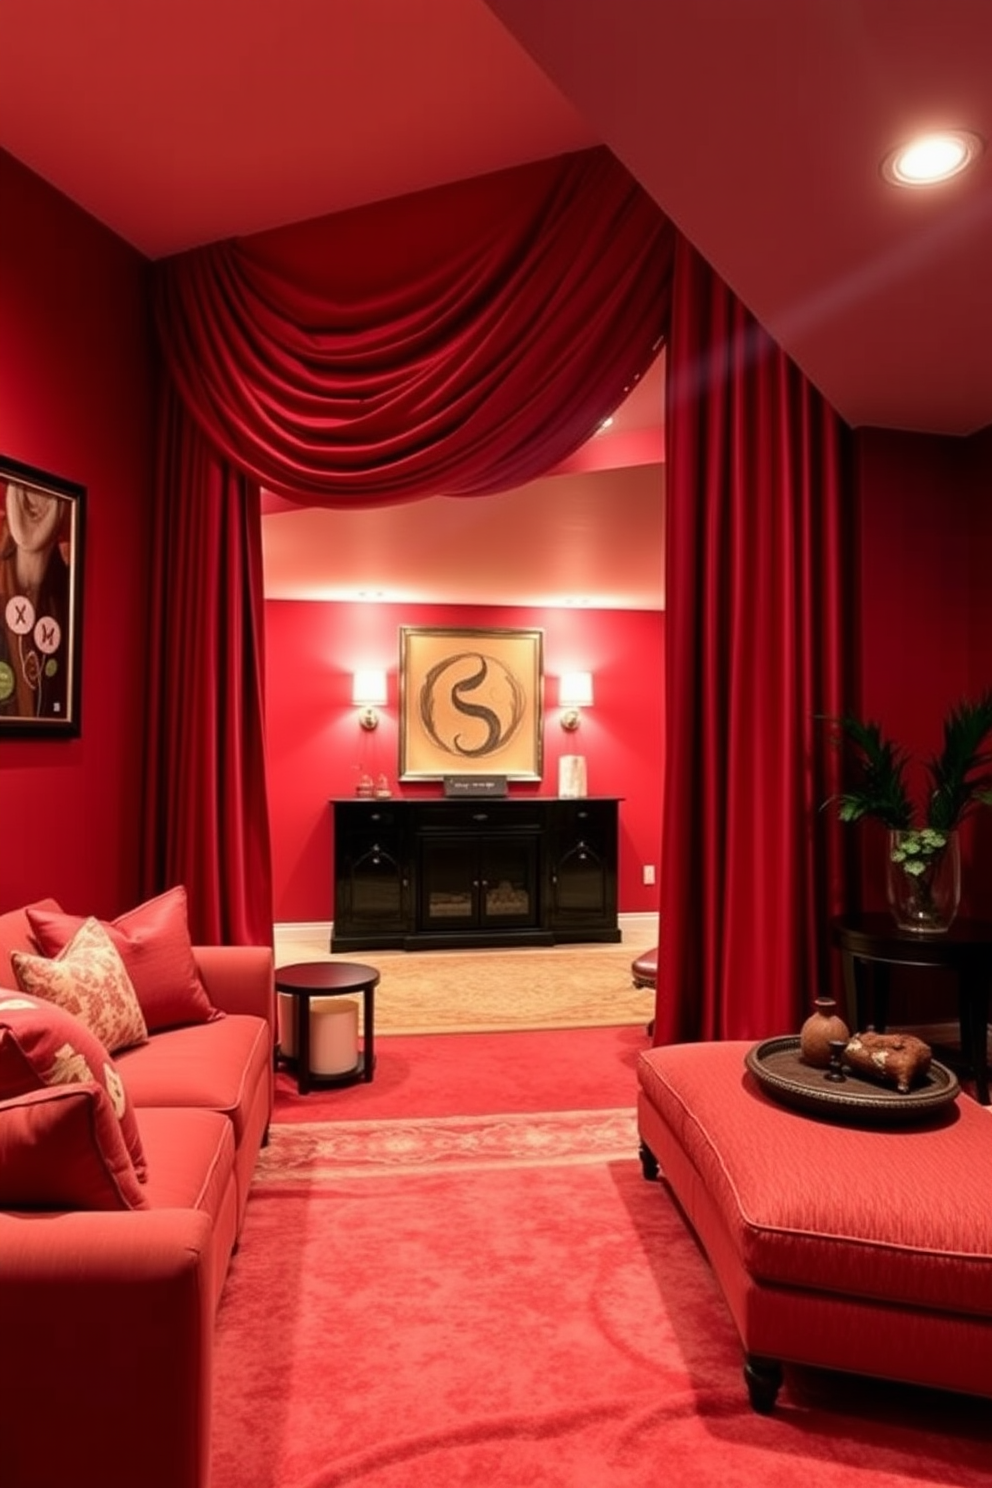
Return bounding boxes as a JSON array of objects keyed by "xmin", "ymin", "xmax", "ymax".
[
  {"xmin": 744, "ymin": 1354, "xmax": 783, "ymax": 1414},
  {"xmin": 639, "ymin": 1140, "xmax": 659, "ymax": 1181}
]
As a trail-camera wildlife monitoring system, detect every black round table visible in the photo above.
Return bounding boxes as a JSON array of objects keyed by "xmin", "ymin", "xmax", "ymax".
[
  {"xmin": 275, "ymin": 961, "xmax": 379, "ymax": 1094},
  {"xmin": 829, "ymin": 914, "xmax": 992, "ymax": 1105}
]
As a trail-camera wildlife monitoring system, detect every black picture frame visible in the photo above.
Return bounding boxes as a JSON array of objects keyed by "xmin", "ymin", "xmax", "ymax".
[{"xmin": 0, "ymin": 454, "xmax": 85, "ymax": 737}]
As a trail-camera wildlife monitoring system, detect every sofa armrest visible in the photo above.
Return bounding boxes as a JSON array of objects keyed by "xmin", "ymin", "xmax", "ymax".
[
  {"xmin": 193, "ymin": 942, "xmax": 275, "ymax": 1027},
  {"xmin": 0, "ymin": 1208, "xmax": 214, "ymax": 1488}
]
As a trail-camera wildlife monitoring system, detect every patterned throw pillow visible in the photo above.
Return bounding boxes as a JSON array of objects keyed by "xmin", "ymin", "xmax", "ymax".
[
  {"xmin": 0, "ymin": 992, "xmax": 147, "ymax": 1180},
  {"xmin": 0, "ymin": 1084, "xmax": 148, "ymax": 1211},
  {"xmin": 11, "ymin": 917, "xmax": 148, "ymax": 1054},
  {"xmin": 26, "ymin": 886, "xmax": 222, "ymax": 1033}
]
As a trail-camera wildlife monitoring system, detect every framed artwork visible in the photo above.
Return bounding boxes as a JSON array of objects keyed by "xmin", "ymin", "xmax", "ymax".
[
  {"xmin": 400, "ymin": 626, "xmax": 544, "ymax": 781},
  {"xmin": 0, "ymin": 455, "xmax": 85, "ymax": 737}
]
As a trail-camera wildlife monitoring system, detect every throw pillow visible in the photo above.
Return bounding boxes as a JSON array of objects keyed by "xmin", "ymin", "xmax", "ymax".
[
  {"xmin": 11, "ymin": 917, "xmax": 148, "ymax": 1054},
  {"xmin": 0, "ymin": 993, "xmax": 147, "ymax": 1180},
  {"xmin": 0, "ymin": 1084, "xmax": 149, "ymax": 1211},
  {"xmin": 0, "ymin": 897, "xmax": 62, "ymax": 972},
  {"xmin": 26, "ymin": 885, "xmax": 222, "ymax": 1033}
]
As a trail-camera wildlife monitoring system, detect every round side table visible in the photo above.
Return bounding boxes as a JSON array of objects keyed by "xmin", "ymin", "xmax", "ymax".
[
  {"xmin": 829, "ymin": 914, "xmax": 991, "ymax": 1105},
  {"xmin": 275, "ymin": 961, "xmax": 379, "ymax": 1095}
]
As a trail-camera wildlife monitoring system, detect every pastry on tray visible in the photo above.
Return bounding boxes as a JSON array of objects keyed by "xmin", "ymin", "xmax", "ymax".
[{"xmin": 843, "ymin": 1031, "xmax": 932, "ymax": 1093}]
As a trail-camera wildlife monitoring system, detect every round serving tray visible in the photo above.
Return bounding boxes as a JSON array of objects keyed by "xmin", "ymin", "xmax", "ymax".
[{"xmin": 745, "ymin": 1035, "xmax": 960, "ymax": 1125}]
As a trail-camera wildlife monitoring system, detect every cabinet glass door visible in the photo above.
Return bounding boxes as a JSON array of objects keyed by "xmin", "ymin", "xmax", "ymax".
[
  {"xmin": 420, "ymin": 838, "xmax": 477, "ymax": 927},
  {"xmin": 479, "ymin": 837, "xmax": 537, "ymax": 927}
]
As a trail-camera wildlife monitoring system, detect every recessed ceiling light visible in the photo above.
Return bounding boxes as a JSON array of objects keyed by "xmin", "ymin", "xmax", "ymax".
[{"xmin": 882, "ymin": 130, "xmax": 985, "ymax": 187}]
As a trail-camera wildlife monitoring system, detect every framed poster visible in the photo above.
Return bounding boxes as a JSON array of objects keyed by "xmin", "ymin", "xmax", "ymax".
[
  {"xmin": 0, "ymin": 455, "xmax": 85, "ymax": 737},
  {"xmin": 400, "ymin": 626, "xmax": 543, "ymax": 781}
]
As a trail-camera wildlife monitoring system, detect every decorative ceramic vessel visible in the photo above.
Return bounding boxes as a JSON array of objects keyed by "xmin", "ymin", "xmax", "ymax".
[
  {"xmin": 886, "ymin": 828, "xmax": 961, "ymax": 934},
  {"xmin": 799, "ymin": 996, "xmax": 850, "ymax": 1068}
]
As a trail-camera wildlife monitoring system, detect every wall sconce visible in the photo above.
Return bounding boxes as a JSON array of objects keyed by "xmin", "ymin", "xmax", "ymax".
[
  {"xmin": 352, "ymin": 669, "xmax": 387, "ymax": 730},
  {"xmin": 559, "ymin": 672, "xmax": 593, "ymax": 731}
]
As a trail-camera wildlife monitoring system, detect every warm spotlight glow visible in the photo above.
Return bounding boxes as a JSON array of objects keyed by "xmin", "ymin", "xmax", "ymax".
[{"xmin": 882, "ymin": 130, "xmax": 984, "ymax": 187}]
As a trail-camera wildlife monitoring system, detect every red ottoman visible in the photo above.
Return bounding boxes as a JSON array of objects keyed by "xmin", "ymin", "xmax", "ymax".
[
  {"xmin": 637, "ymin": 1040, "xmax": 992, "ymax": 1411},
  {"xmin": 631, "ymin": 946, "xmax": 658, "ymax": 988}
]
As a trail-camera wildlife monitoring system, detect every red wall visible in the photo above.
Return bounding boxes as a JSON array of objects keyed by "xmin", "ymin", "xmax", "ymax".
[
  {"xmin": 855, "ymin": 426, "xmax": 992, "ymax": 916},
  {"xmin": 0, "ymin": 151, "xmax": 155, "ymax": 916},
  {"xmin": 264, "ymin": 599, "xmax": 665, "ymax": 923},
  {"xmin": 4, "ymin": 151, "xmax": 991, "ymax": 942}
]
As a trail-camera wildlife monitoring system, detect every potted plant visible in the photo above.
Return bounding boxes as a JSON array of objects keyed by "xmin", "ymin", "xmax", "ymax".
[{"xmin": 824, "ymin": 691, "xmax": 992, "ymax": 933}]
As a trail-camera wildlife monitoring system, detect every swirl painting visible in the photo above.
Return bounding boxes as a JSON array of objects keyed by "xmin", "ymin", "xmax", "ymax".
[{"xmin": 400, "ymin": 626, "xmax": 543, "ymax": 781}]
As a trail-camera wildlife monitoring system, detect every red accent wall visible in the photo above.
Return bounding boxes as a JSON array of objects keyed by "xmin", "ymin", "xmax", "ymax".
[
  {"xmin": 0, "ymin": 151, "xmax": 155, "ymax": 916},
  {"xmin": 264, "ymin": 600, "xmax": 665, "ymax": 923},
  {"xmin": 855, "ymin": 426, "xmax": 992, "ymax": 917}
]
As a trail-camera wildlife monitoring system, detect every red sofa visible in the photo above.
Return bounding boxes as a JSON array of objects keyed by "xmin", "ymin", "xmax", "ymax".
[{"xmin": 0, "ymin": 899, "xmax": 275, "ymax": 1488}]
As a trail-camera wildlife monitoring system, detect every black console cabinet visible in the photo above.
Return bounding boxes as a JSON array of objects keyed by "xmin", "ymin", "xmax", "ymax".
[{"xmin": 330, "ymin": 797, "xmax": 620, "ymax": 952}]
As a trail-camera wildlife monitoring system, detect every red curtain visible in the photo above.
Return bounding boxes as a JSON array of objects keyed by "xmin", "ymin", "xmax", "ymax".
[
  {"xmin": 148, "ymin": 148, "xmax": 674, "ymax": 943},
  {"xmin": 655, "ymin": 236, "xmax": 853, "ymax": 1043},
  {"xmin": 154, "ymin": 148, "xmax": 674, "ymax": 503},
  {"xmin": 143, "ymin": 384, "xmax": 273, "ymax": 945}
]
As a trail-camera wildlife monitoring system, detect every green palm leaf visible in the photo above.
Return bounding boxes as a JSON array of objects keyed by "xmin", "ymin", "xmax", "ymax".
[
  {"xmin": 824, "ymin": 716, "xmax": 913, "ymax": 829},
  {"xmin": 925, "ymin": 689, "xmax": 992, "ymax": 829}
]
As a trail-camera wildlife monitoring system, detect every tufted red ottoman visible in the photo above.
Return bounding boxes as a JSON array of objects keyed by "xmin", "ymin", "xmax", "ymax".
[{"xmin": 637, "ymin": 1040, "xmax": 992, "ymax": 1412}]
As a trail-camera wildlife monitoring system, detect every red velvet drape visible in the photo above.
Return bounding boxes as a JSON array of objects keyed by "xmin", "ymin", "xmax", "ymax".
[
  {"xmin": 143, "ymin": 384, "xmax": 273, "ymax": 945},
  {"xmin": 655, "ymin": 236, "xmax": 853, "ymax": 1043},
  {"xmin": 148, "ymin": 148, "xmax": 674, "ymax": 942},
  {"xmin": 154, "ymin": 148, "xmax": 674, "ymax": 504}
]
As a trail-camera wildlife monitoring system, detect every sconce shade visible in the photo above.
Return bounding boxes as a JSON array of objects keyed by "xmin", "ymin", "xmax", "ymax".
[
  {"xmin": 559, "ymin": 672, "xmax": 593, "ymax": 708},
  {"xmin": 352, "ymin": 670, "xmax": 388, "ymax": 706},
  {"xmin": 558, "ymin": 672, "xmax": 593, "ymax": 731},
  {"xmin": 353, "ymin": 669, "xmax": 387, "ymax": 731}
]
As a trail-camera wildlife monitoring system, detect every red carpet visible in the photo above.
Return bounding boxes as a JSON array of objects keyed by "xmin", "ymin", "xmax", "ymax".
[
  {"xmin": 272, "ymin": 1023, "xmax": 648, "ymax": 1122},
  {"xmin": 211, "ymin": 1034, "xmax": 992, "ymax": 1488}
]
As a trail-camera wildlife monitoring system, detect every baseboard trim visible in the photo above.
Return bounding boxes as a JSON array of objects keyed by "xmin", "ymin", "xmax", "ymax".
[{"xmin": 274, "ymin": 913, "xmax": 658, "ymax": 950}]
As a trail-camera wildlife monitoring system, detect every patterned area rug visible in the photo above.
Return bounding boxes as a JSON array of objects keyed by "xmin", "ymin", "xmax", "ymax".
[
  {"xmin": 276, "ymin": 943, "xmax": 654, "ymax": 1034},
  {"xmin": 254, "ymin": 1108, "xmax": 639, "ymax": 1182}
]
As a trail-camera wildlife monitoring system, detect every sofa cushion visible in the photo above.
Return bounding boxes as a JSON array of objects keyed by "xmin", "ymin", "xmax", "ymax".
[
  {"xmin": 0, "ymin": 1084, "xmax": 149, "ymax": 1211},
  {"xmin": 116, "ymin": 1015, "xmax": 272, "ymax": 1148},
  {"xmin": 0, "ymin": 992, "xmax": 147, "ymax": 1180},
  {"xmin": 11, "ymin": 917, "xmax": 148, "ymax": 1054},
  {"xmin": 637, "ymin": 1041, "xmax": 992, "ymax": 1320},
  {"xmin": 27, "ymin": 886, "xmax": 223, "ymax": 1033},
  {"xmin": 135, "ymin": 1105, "xmax": 236, "ymax": 1215}
]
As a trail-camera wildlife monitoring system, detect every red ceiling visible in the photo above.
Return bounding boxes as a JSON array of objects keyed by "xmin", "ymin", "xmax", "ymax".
[{"xmin": 2, "ymin": 0, "xmax": 988, "ymax": 605}]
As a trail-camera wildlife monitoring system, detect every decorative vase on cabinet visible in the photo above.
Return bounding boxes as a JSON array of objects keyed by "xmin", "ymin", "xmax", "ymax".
[{"xmin": 886, "ymin": 828, "xmax": 961, "ymax": 935}]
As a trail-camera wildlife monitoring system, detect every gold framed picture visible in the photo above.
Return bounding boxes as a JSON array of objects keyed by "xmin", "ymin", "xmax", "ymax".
[{"xmin": 400, "ymin": 626, "xmax": 544, "ymax": 781}]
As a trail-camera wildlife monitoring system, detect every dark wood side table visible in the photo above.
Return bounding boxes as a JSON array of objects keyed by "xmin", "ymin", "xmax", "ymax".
[
  {"xmin": 829, "ymin": 914, "xmax": 992, "ymax": 1104},
  {"xmin": 275, "ymin": 961, "xmax": 379, "ymax": 1095}
]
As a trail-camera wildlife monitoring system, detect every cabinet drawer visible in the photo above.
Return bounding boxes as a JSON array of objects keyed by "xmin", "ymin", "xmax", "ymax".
[{"xmin": 412, "ymin": 803, "xmax": 544, "ymax": 833}]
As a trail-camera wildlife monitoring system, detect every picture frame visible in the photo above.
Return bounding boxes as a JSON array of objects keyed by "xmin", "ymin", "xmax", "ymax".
[
  {"xmin": 0, "ymin": 455, "xmax": 85, "ymax": 737},
  {"xmin": 400, "ymin": 626, "xmax": 544, "ymax": 781}
]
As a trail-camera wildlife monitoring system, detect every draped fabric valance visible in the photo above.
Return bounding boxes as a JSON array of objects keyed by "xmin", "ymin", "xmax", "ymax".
[{"xmin": 153, "ymin": 147, "xmax": 674, "ymax": 504}]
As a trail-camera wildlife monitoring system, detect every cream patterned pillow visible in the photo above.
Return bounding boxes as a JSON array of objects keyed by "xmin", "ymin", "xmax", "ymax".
[{"xmin": 11, "ymin": 916, "xmax": 148, "ymax": 1053}]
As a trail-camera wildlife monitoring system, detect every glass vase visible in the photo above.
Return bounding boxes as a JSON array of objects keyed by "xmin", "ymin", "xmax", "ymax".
[{"xmin": 886, "ymin": 828, "xmax": 961, "ymax": 934}]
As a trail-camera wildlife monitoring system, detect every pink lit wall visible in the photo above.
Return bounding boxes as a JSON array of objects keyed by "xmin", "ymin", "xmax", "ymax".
[
  {"xmin": 264, "ymin": 600, "xmax": 665, "ymax": 923},
  {"xmin": 0, "ymin": 150, "xmax": 154, "ymax": 917}
]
